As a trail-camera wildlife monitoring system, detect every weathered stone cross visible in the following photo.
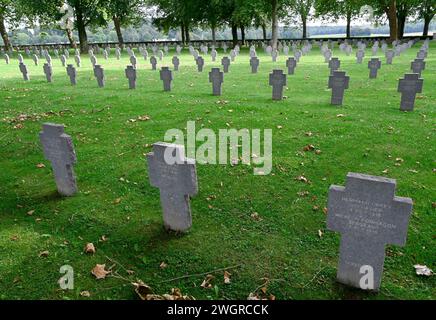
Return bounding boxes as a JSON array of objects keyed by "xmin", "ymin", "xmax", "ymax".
[
  {"xmin": 147, "ymin": 142, "xmax": 198, "ymax": 232},
  {"xmin": 39, "ymin": 123, "xmax": 78, "ymax": 196},
  {"xmin": 328, "ymin": 71, "xmax": 350, "ymax": 106},
  {"xmin": 327, "ymin": 172, "xmax": 413, "ymax": 291},
  {"xmin": 160, "ymin": 67, "xmax": 173, "ymax": 91}
]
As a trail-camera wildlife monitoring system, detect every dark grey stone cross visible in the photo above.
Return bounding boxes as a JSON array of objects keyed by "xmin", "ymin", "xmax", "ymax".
[{"xmin": 398, "ymin": 73, "xmax": 423, "ymax": 112}]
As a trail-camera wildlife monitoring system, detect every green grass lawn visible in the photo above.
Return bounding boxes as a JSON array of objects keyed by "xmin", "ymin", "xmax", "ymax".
[{"xmin": 0, "ymin": 41, "xmax": 434, "ymax": 300}]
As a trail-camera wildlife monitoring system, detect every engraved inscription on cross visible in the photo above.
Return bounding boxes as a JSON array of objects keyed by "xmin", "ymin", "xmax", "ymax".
[
  {"xmin": 39, "ymin": 123, "xmax": 78, "ymax": 196},
  {"xmin": 147, "ymin": 143, "xmax": 198, "ymax": 232},
  {"xmin": 209, "ymin": 68, "xmax": 224, "ymax": 96},
  {"xmin": 327, "ymin": 173, "xmax": 413, "ymax": 291},
  {"xmin": 398, "ymin": 73, "xmax": 423, "ymax": 111},
  {"xmin": 269, "ymin": 69, "xmax": 287, "ymax": 101}
]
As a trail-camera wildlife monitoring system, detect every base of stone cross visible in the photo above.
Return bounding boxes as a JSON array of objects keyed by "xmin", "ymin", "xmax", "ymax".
[
  {"xmin": 160, "ymin": 191, "xmax": 192, "ymax": 232},
  {"xmin": 331, "ymin": 95, "xmax": 344, "ymax": 106},
  {"xmin": 400, "ymin": 97, "xmax": 416, "ymax": 111},
  {"xmin": 337, "ymin": 234, "xmax": 385, "ymax": 291},
  {"xmin": 53, "ymin": 162, "xmax": 78, "ymax": 196}
]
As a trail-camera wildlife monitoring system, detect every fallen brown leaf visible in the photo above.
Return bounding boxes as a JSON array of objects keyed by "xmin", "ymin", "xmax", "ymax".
[
  {"xmin": 84, "ymin": 243, "xmax": 96, "ymax": 254},
  {"xmin": 91, "ymin": 264, "xmax": 111, "ymax": 279}
]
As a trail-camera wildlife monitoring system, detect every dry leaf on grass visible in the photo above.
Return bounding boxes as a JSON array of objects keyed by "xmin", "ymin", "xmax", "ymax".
[
  {"xmin": 84, "ymin": 243, "xmax": 96, "ymax": 254},
  {"xmin": 133, "ymin": 282, "xmax": 194, "ymax": 300},
  {"xmin": 36, "ymin": 163, "xmax": 46, "ymax": 168},
  {"xmin": 80, "ymin": 291, "xmax": 91, "ymax": 297},
  {"xmin": 160, "ymin": 262, "xmax": 168, "ymax": 269},
  {"xmin": 200, "ymin": 274, "xmax": 215, "ymax": 289},
  {"xmin": 39, "ymin": 251, "xmax": 49, "ymax": 257},
  {"xmin": 224, "ymin": 271, "xmax": 231, "ymax": 284},
  {"xmin": 414, "ymin": 265, "xmax": 433, "ymax": 276},
  {"xmin": 91, "ymin": 264, "xmax": 111, "ymax": 279}
]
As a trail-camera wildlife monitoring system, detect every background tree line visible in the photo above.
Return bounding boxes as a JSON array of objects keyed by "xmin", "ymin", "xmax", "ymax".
[{"xmin": 0, "ymin": 0, "xmax": 435, "ymax": 53}]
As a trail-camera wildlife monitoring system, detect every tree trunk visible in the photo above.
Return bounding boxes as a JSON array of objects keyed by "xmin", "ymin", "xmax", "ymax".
[
  {"xmin": 397, "ymin": 15, "xmax": 406, "ymax": 39},
  {"xmin": 185, "ymin": 24, "xmax": 190, "ymax": 43},
  {"xmin": 113, "ymin": 16, "xmax": 124, "ymax": 45},
  {"xmin": 271, "ymin": 0, "xmax": 279, "ymax": 49},
  {"xmin": 75, "ymin": 6, "xmax": 89, "ymax": 53},
  {"xmin": 387, "ymin": 0, "xmax": 398, "ymax": 41},
  {"xmin": 0, "ymin": 15, "xmax": 11, "ymax": 51},
  {"xmin": 65, "ymin": 27, "xmax": 77, "ymax": 48},
  {"xmin": 302, "ymin": 16, "xmax": 307, "ymax": 38},
  {"xmin": 240, "ymin": 25, "xmax": 245, "ymax": 45},
  {"xmin": 211, "ymin": 24, "xmax": 216, "ymax": 47},
  {"xmin": 346, "ymin": 12, "xmax": 351, "ymax": 38},
  {"xmin": 262, "ymin": 24, "xmax": 267, "ymax": 41},
  {"xmin": 231, "ymin": 23, "xmax": 238, "ymax": 47},
  {"xmin": 423, "ymin": 17, "xmax": 431, "ymax": 36},
  {"xmin": 181, "ymin": 24, "xmax": 186, "ymax": 44}
]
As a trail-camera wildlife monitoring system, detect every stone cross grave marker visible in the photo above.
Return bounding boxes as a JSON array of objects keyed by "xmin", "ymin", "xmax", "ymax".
[
  {"xmin": 211, "ymin": 49, "xmax": 217, "ymax": 62},
  {"xmin": 323, "ymin": 49, "xmax": 332, "ymax": 63},
  {"xmin": 60, "ymin": 54, "xmax": 67, "ymax": 67},
  {"xmin": 385, "ymin": 50, "xmax": 394, "ymax": 65},
  {"xmin": 172, "ymin": 56, "xmax": 180, "ymax": 71},
  {"xmin": 66, "ymin": 64, "xmax": 77, "ymax": 86},
  {"xmin": 196, "ymin": 56, "xmax": 204, "ymax": 72},
  {"xmin": 130, "ymin": 55, "xmax": 137, "ymax": 69},
  {"xmin": 160, "ymin": 67, "xmax": 173, "ymax": 91},
  {"xmin": 250, "ymin": 56, "xmax": 259, "ymax": 73},
  {"xmin": 90, "ymin": 55, "xmax": 97, "ymax": 68},
  {"xmin": 103, "ymin": 49, "xmax": 108, "ymax": 60},
  {"xmin": 39, "ymin": 123, "xmax": 78, "ymax": 196},
  {"xmin": 368, "ymin": 58, "xmax": 381, "ymax": 79},
  {"xmin": 64, "ymin": 49, "xmax": 69, "ymax": 59},
  {"xmin": 327, "ymin": 172, "xmax": 413, "ymax": 291},
  {"xmin": 221, "ymin": 57, "xmax": 230, "ymax": 73},
  {"xmin": 209, "ymin": 68, "xmax": 224, "ymax": 96},
  {"xmin": 411, "ymin": 58, "xmax": 425, "ymax": 77},
  {"xmin": 329, "ymin": 57, "xmax": 341, "ymax": 75},
  {"xmin": 93, "ymin": 65, "xmax": 105, "ymax": 88},
  {"xmin": 356, "ymin": 50, "xmax": 364, "ymax": 64},
  {"xmin": 398, "ymin": 73, "xmax": 423, "ymax": 111},
  {"xmin": 4, "ymin": 54, "xmax": 10, "ymax": 64},
  {"xmin": 269, "ymin": 70, "xmax": 287, "ymax": 100},
  {"xmin": 150, "ymin": 56, "xmax": 157, "ymax": 70},
  {"xmin": 328, "ymin": 71, "xmax": 350, "ymax": 106},
  {"xmin": 230, "ymin": 49, "xmax": 236, "ymax": 62},
  {"xmin": 43, "ymin": 63, "xmax": 53, "ymax": 83},
  {"xmin": 416, "ymin": 50, "xmax": 427, "ymax": 59},
  {"xmin": 125, "ymin": 65, "xmax": 137, "ymax": 89},
  {"xmin": 158, "ymin": 50, "xmax": 164, "ymax": 61},
  {"xmin": 116, "ymin": 48, "xmax": 121, "ymax": 60},
  {"xmin": 19, "ymin": 63, "xmax": 29, "ymax": 81},
  {"xmin": 147, "ymin": 142, "xmax": 198, "ymax": 232},
  {"xmin": 74, "ymin": 55, "xmax": 81, "ymax": 68},
  {"xmin": 18, "ymin": 54, "xmax": 24, "ymax": 63},
  {"xmin": 286, "ymin": 57, "xmax": 297, "ymax": 75},
  {"xmin": 32, "ymin": 54, "xmax": 39, "ymax": 66}
]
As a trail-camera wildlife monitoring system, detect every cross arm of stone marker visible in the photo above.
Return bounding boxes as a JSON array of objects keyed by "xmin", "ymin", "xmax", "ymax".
[
  {"xmin": 327, "ymin": 173, "xmax": 413, "ymax": 246},
  {"xmin": 147, "ymin": 143, "xmax": 198, "ymax": 196}
]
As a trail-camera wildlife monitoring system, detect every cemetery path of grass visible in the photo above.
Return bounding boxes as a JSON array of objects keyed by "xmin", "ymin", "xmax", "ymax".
[{"xmin": 0, "ymin": 43, "xmax": 435, "ymax": 300}]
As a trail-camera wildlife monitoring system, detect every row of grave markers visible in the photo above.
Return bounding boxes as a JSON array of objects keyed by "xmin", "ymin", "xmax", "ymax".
[{"xmin": 39, "ymin": 123, "xmax": 413, "ymax": 292}]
